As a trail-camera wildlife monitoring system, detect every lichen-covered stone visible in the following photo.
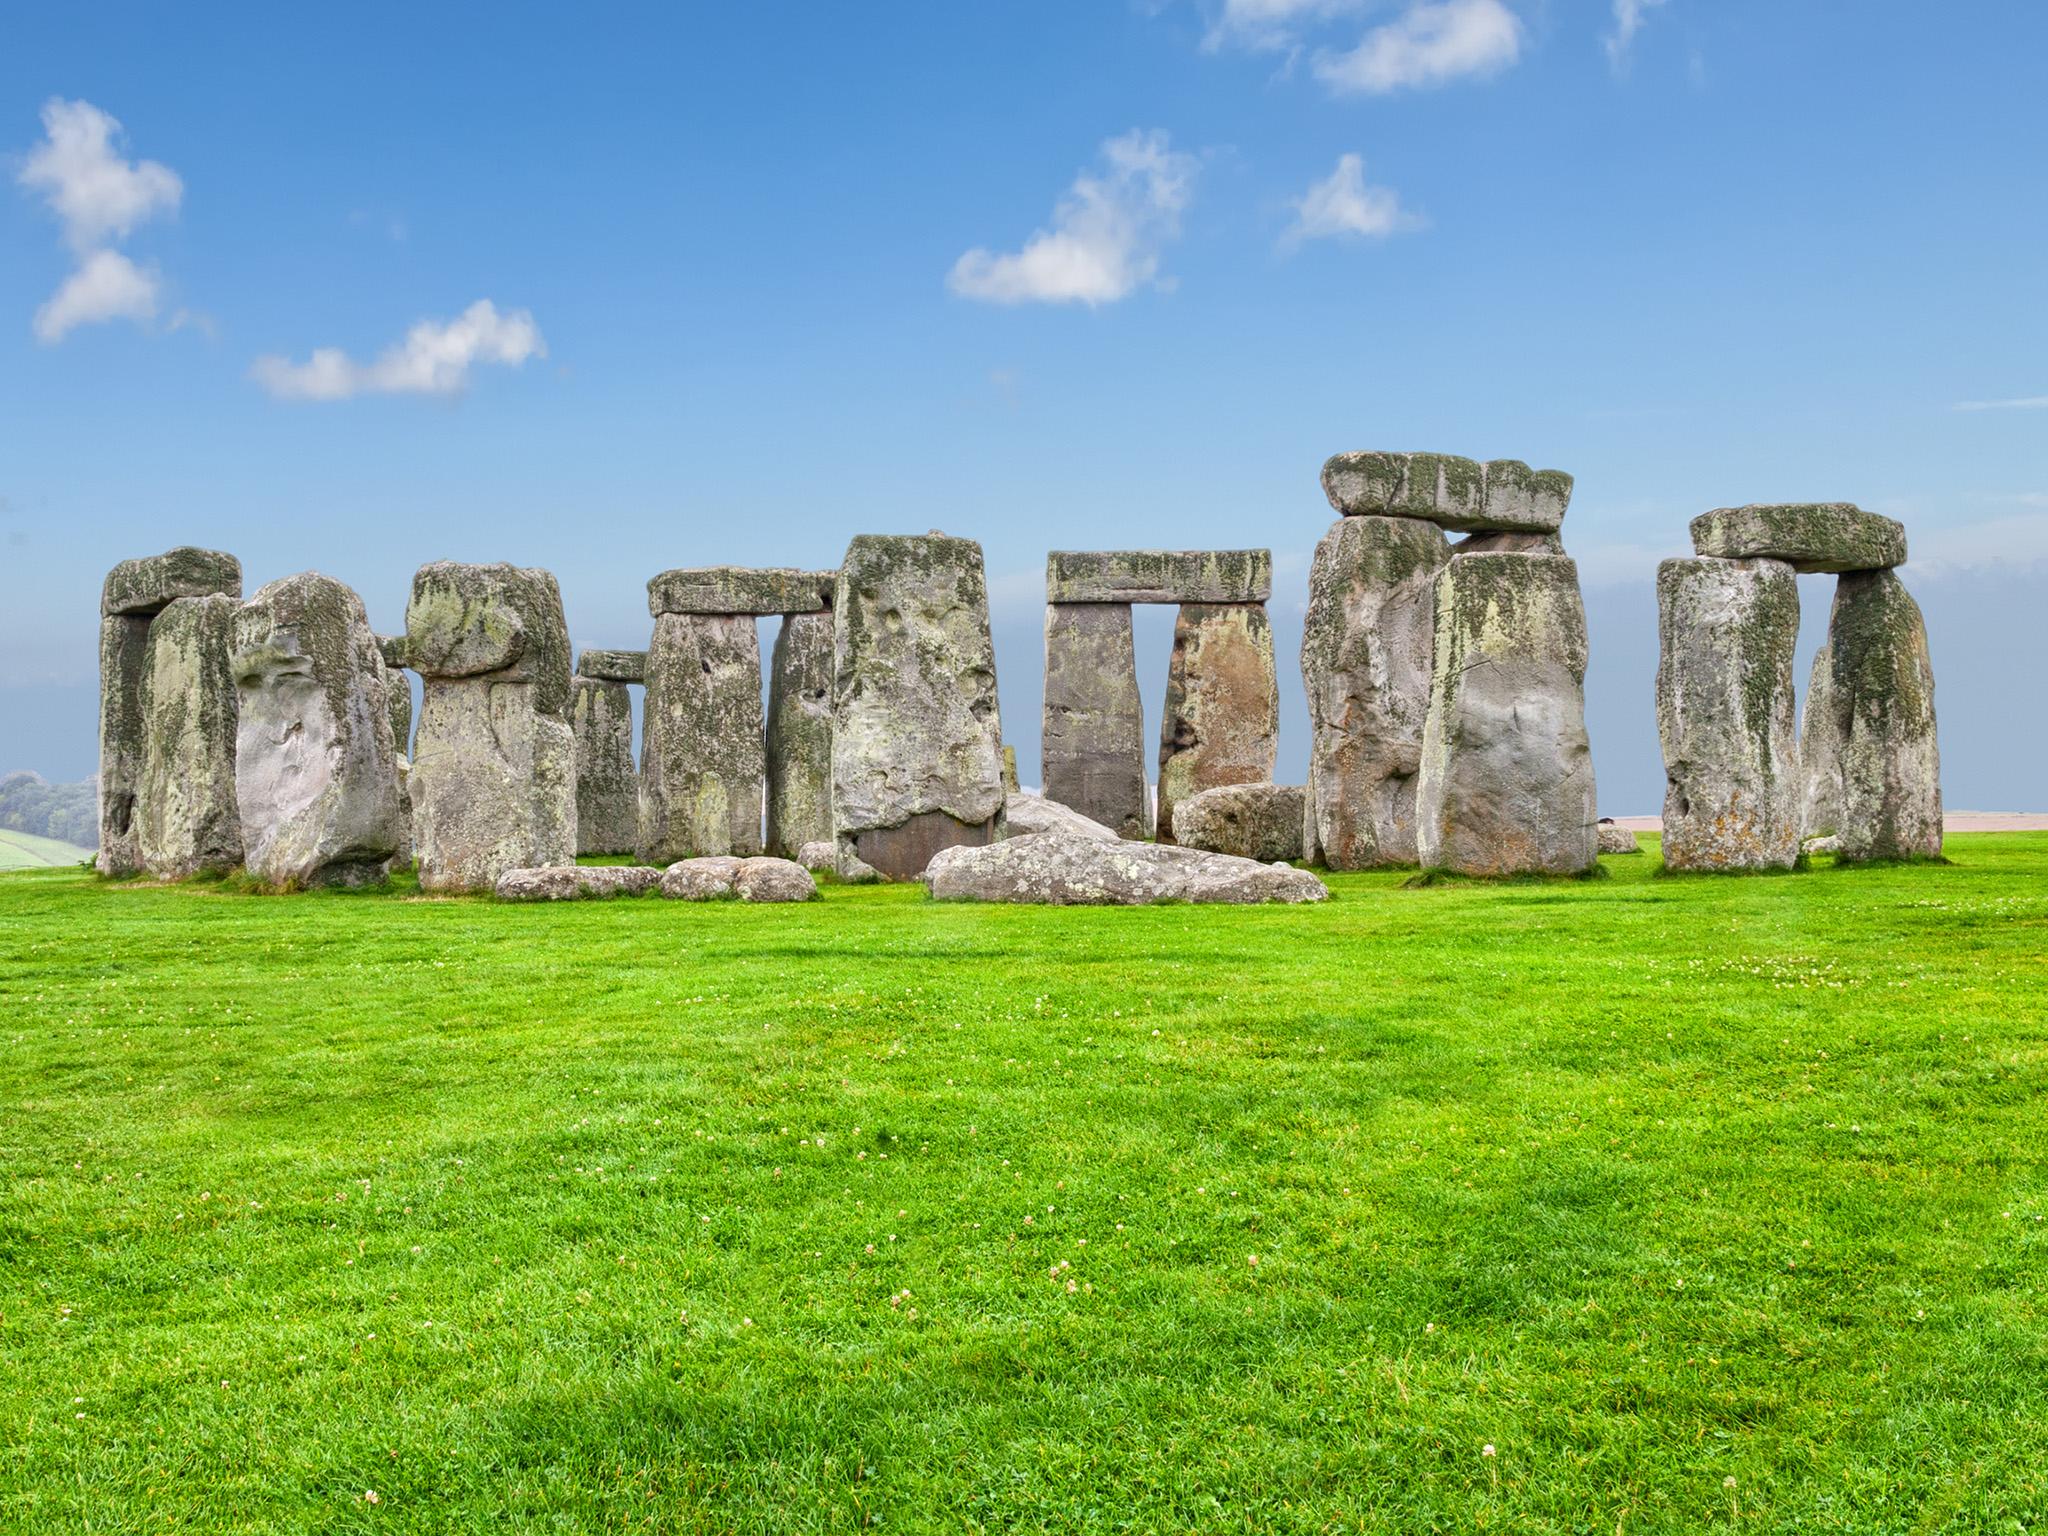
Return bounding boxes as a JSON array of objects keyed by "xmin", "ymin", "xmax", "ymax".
[
  {"xmin": 765, "ymin": 611, "xmax": 834, "ymax": 858},
  {"xmin": 1597, "ymin": 820, "xmax": 1641, "ymax": 854},
  {"xmin": 1041, "ymin": 602, "xmax": 1150, "ymax": 839},
  {"xmin": 231, "ymin": 573, "xmax": 402, "ymax": 888},
  {"xmin": 1452, "ymin": 530, "xmax": 1564, "ymax": 556},
  {"xmin": 405, "ymin": 562, "xmax": 573, "ymax": 716},
  {"xmin": 647, "ymin": 567, "xmax": 835, "ymax": 616},
  {"xmin": 102, "ymin": 547, "xmax": 241, "ymax": 617},
  {"xmin": 571, "ymin": 676, "xmax": 638, "ymax": 855},
  {"xmin": 1157, "ymin": 603, "xmax": 1278, "ymax": 846},
  {"xmin": 639, "ymin": 613, "xmax": 765, "ymax": 862},
  {"xmin": 1797, "ymin": 642, "xmax": 1844, "ymax": 840},
  {"xmin": 1321, "ymin": 453, "xmax": 1572, "ymax": 533},
  {"xmin": 658, "ymin": 855, "xmax": 746, "ymax": 900},
  {"xmin": 384, "ymin": 667, "xmax": 414, "ymax": 759},
  {"xmin": 1689, "ymin": 504, "xmax": 1906, "ymax": 574},
  {"xmin": 1171, "ymin": 782, "xmax": 1306, "ymax": 862},
  {"xmin": 1300, "ymin": 515, "xmax": 1449, "ymax": 868},
  {"xmin": 1416, "ymin": 554, "xmax": 1597, "ymax": 875},
  {"xmin": 1001, "ymin": 745, "xmax": 1020, "ymax": 796},
  {"xmin": 734, "ymin": 856, "xmax": 818, "ymax": 902},
  {"xmin": 136, "ymin": 595, "xmax": 243, "ymax": 879},
  {"xmin": 831, "ymin": 533, "xmax": 1004, "ymax": 878},
  {"xmin": 1046, "ymin": 549, "xmax": 1272, "ymax": 605},
  {"xmin": 1654, "ymin": 557, "xmax": 1802, "ymax": 871},
  {"xmin": 377, "ymin": 634, "xmax": 409, "ymax": 670},
  {"xmin": 797, "ymin": 840, "xmax": 837, "ymax": 872},
  {"xmin": 495, "ymin": 865, "xmax": 661, "ymax": 901},
  {"xmin": 577, "ymin": 648, "xmax": 647, "ymax": 683},
  {"xmin": 1004, "ymin": 790, "xmax": 1119, "ymax": 842},
  {"xmin": 926, "ymin": 835, "xmax": 1327, "ymax": 906},
  {"xmin": 1812, "ymin": 570, "xmax": 1942, "ymax": 860}
]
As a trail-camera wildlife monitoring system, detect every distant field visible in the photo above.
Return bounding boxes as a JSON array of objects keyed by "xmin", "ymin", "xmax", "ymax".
[
  {"xmin": 0, "ymin": 828, "xmax": 92, "ymax": 870},
  {"xmin": 2, "ymin": 835, "xmax": 2044, "ymax": 1532}
]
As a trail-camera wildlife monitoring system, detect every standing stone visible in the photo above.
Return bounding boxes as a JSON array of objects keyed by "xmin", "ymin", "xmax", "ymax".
[
  {"xmin": 405, "ymin": 562, "xmax": 576, "ymax": 892},
  {"xmin": 136, "ymin": 594, "xmax": 243, "ymax": 879},
  {"xmin": 1813, "ymin": 570, "xmax": 1942, "ymax": 860},
  {"xmin": 1797, "ymin": 641, "xmax": 1844, "ymax": 841},
  {"xmin": 231, "ymin": 573, "xmax": 402, "ymax": 888},
  {"xmin": 1300, "ymin": 515, "xmax": 1449, "ymax": 868},
  {"xmin": 571, "ymin": 676, "xmax": 638, "ymax": 855},
  {"xmin": 765, "ymin": 610, "xmax": 835, "ymax": 858},
  {"xmin": 383, "ymin": 664, "xmax": 413, "ymax": 758},
  {"xmin": 1001, "ymin": 745, "xmax": 1020, "ymax": 796},
  {"xmin": 1157, "ymin": 603, "xmax": 1278, "ymax": 846},
  {"xmin": 1654, "ymin": 557, "xmax": 1802, "ymax": 871},
  {"xmin": 1416, "ymin": 554, "xmax": 1597, "ymax": 875},
  {"xmin": 831, "ymin": 533, "xmax": 1004, "ymax": 878},
  {"xmin": 97, "ymin": 548, "xmax": 241, "ymax": 875},
  {"xmin": 1042, "ymin": 603, "xmax": 1150, "ymax": 840},
  {"xmin": 639, "ymin": 613, "xmax": 764, "ymax": 862}
]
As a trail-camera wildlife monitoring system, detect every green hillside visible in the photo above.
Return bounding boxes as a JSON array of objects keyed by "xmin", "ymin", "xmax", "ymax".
[{"xmin": 0, "ymin": 827, "xmax": 92, "ymax": 870}]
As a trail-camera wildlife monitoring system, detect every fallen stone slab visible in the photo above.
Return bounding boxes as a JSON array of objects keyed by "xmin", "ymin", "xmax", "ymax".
[
  {"xmin": 639, "ymin": 612, "xmax": 765, "ymax": 862},
  {"xmin": 1321, "ymin": 452, "xmax": 1573, "ymax": 534},
  {"xmin": 1046, "ymin": 549, "xmax": 1272, "ymax": 605},
  {"xmin": 659, "ymin": 855, "xmax": 745, "ymax": 900},
  {"xmin": 926, "ymin": 834, "xmax": 1327, "ymax": 906},
  {"xmin": 1004, "ymin": 790, "xmax": 1120, "ymax": 841},
  {"xmin": 1157, "ymin": 603, "xmax": 1278, "ymax": 845},
  {"xmin": 103, "ymin": 547, "xmax": 242, "ymax": 617},
  {"xmin": 137, "ymin": 594, "xmax": 244, "ymax": 880},
  {"xmin": 1689, "ymin": 504, "xmax": 1906, "ymax": 573},
  {"xmin": 657, "ymin": 854, "xmax": 817, "ymax": 901},
  {"xmin": 571, "ymin": 676, "xmax": 638, "ymax": 856},
  {"xmin": 797, "ymin": 840, "xmax": 837, "ymax": 872},
  {"xmin": 577, "ymin": 648, "xmax": 647, "ymax": 684},
  {"xmin": 647, "ymin": 567, "xmax": 836, "ymax": 616},
  {"xmin": 1041, "ymin": 601, "xmax": 1150, "ymax": 838},
  {"xmin": 1171, "ymin": 782, "xmax": 1306, "ymax": 863},
  {"xmin": 766, "ymin": 611, "xmax": 835, "ymax": 858},
  {"xmin": 1597, "ymin": 820, "xmax": 1642, "ymax": 854},
  {"xmin": 1813, "ymin": 569, "xmax": 1942, "ymax": 860},
  {"xmin": 496, "ymin": 865, "xmax": 662, "ymax": 901}
]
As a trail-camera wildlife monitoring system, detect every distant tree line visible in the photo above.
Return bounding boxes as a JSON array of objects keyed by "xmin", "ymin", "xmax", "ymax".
[{"xmin": 0, "ymin": 772, "xmax": 98, "ymax": 848}]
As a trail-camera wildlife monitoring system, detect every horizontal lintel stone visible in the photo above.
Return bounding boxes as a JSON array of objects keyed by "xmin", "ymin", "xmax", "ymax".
[
  {"xmin": 1689, "ymin": 503, "xmax": 1906, "ymax": 573},
  {"xmin": 102, "ymin": 547, "xmax": 242, "ymax": 616},
  {"xmin": 1320, "ymin": 452, "xmax": 1573, "ymax": 533},
  {"xmin": 647, "ymin": 566, "xmax": 836, "ymax": 616},
  {"xmin": 576, "ymin": 647, "xmax": 648, "ymax": 683},
  {"xmin": 1046, "ymin": 549, "xmax": 1272, "ymax": 605}
]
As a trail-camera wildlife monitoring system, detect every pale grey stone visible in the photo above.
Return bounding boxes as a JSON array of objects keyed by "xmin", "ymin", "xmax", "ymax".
[
  {"xmin": 1045, "ymin": 549, "xmax": 1272, "ymax": 605},
  {"xmin": 766, "ymin": 610, "xmax": 834, "ymax": 858},
  {"xmin": 1171, "ymin": 783, "xmax": 1305, "ymax": 862},
  {"xmin": 1300, "ymin": 515, "xmax": 1449, "ymax": 869},
  {"xmin": 639, "ymin": 613, "xmax": 764, "ymax": 862},
  {"xmin": 926, "ymin": 835, "xmax": 1327, "ymax": 906},
  {"xmin": 136, "ymin": 595, "xmax": 243, "ymax": 879},
  {"xmin": 496, "ymin": 865, "xmax": 661, "ymax": 901},
  {"xmin": 797, "ymin": 840, "xmax": 837, "ymax": 872},
  {"xmin": 835, "ymin": 848, "xmax": 883, "ymax": 883},
  {"xmin": 1041, "ymin": 602, "xmax": 1149, "ymax": 839},
  {"xmin": 1802, "ymin": 834, "xmax": 1842, "ymax": 855},
  {"xmin": 1004, "ymin": 790, "xmax": 1119, "ymax": 841},
  {"xmin": 831, "ymin": 533, "xmax": 1004, "ymax": 878},
  {"xmin": 1689, "ymin": 504, "xmax": 1905, "ymax": 574},
  {"xmin": 1321, "ymin": 453, "xmax": 1572, "ymax": 533},
  {"xmin": 102, "ymin": 547, "xmax": 241, "ymax": 617},
  {"xmin": 1812, "ymin": 569, "xmax": 1942, "ymax": 860},
  {"xmin": 1157, "ymin": 603, "xmax": 1278, "ymax": 846},
  {"xmin": 231, "ymin": 573, "xmax": 402, "ymax": 888},
  {"xmin": 647, "ymin": 567, "xmax": 835, "ymax": 616},
  {"xmin": 405, "ymin": 562, "xmax": 572, "ymax": 716},
  {"xmin": 384, "ymin": 667, "xmax": 413, "ymax": 759},
  {"xmin": 1452, "ymin": 530, "xmax": 1564, "ymax": 556},
  {"xmin": 1416, "ymin": 554, "xmax": 1597, "ymax": 875},
  {"xmin": 1597, "ymin": 820, "xmax": 1642, "ymax": 854},
  {"xmin": 571, "ymin": 676, "xmax": 638, "ymax": 855},
  {"xmin": 576, "ymin": 648, "xmax": 647, "ymax": 683},
  {"xmin": 1654, "ymin": 557, "xmax": 1802, "ymax": 871},
  {"xmin": 1797, "ymin": 642, "xmax": 1844, "ymax": 841},
  {"xmin": 658, "ymin": 855, "xmax": 746, "ymax": 900},
  {"xmin": 734, "ymin": 856, "xmax": 818, "ymax": 902}
]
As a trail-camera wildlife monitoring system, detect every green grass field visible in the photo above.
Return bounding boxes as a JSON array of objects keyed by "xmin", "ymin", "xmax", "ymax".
[
  {"xmin": 3, "ymin": 837, "xmax": 2044, "ymax": 1533},
  {"xmin": 0, "ymin": 828, "xmax": 93, "ymax": 871}
]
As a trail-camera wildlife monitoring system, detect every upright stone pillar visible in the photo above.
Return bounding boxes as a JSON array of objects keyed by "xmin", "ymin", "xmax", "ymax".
[
  {"xmin": 1416, "ymin": 553, "xmax": 1597, "ymax": 875},
  {"xmin": 639, "ymin": 615, "xmax": 765, "ymax": 862},
  {"xmin": 1816, "ymin": 569, "xmax": 1941, "ymax": 860},
  {"xmin": 405, "ymin": 562, "xmax": 576, "ymax": 892},
  {"xmin": 376, "ymin": 635, "xmax": 414, "ymax": 868},
  {"xmin": 1041, "ymin": 602, "xmax": 1149, "ymax": 839},
  {"xmin": 137, "ymin": 594, "xmax": 244, "ymax": 879},
  {"xmin": 1299, "ymin": 515, "xmax": 1449, "ymax": 867},
  {"xmin": 1157, "ymin": 603, "xmax": 1278, "ymax": 845},
  {"xmin": 1654, "ymin": 557, "xmax": 1802, "ymax": 870},
  {"xmin": 766, "ymin": 611, "xmax": 835, "ymax": 858},
  {"xmin": 832, "ymin": 533, "xmax": 1004, "ymax": 878},
  {"xmin": 571, "ymin": 676, "xmax": 639, "ymax": 856},
  {"xmin": 232, "ymin": 574, "xmax": 402, "ymax": 888},
  {"xmin": 97, "ymin": 547, "xmax": 241, "ymax": 875},
  {"xmin": 1797, "ymin": 642, "xmax": 1843, "ymax": 841}
]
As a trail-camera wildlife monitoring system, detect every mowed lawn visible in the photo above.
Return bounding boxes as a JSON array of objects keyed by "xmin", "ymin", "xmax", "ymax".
[
  {"xmin": 2, "ymin": 838, "xmax": 2044, "ymax": 1534},
  {"xmin": 0, "ymin": 829, "xmax": 93, "ymax": 871}
]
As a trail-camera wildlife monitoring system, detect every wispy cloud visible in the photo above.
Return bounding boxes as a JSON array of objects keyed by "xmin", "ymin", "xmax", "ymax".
[
  {"xmin": 1202, "ymin": 0, "xmax": 1362, "ymax": 52},
  {"xmin": 1913, "ymin": 513, "xmax": 2048, "ymax": 575},
  {"xmin": 1282, "ymin": 153, "xmax": 1424, "ymax": 249},
  {"xmin": 32, "ymin": 249, "xmax": 161, "ymax": 343},
  {"xmin": 1604, "ymin": 0, "xmax": 1668, "ymax": 73},
  {"xmin": 1314, "ymin": 0, "xmax": 1522, "ymax": 95},
  {"xmin": 250, "ymin": 300, "xmax": 547, "ymax": 401},
  {"xmin": 948, "ymin": 130, "xmax": 1198, "ymax": 307},
  {"xmin": 1953, "ymin": 395, "xmax": 2048, "ymax": 412}
]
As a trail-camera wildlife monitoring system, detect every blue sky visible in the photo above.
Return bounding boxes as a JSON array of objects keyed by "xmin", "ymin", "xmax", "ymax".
[{"xmin": 3, "ymin": 1, "xmax": 2044, "ymax": 811}]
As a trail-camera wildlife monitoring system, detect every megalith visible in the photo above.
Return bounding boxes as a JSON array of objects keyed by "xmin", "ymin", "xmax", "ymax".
[
  {"xmin": 97, "ymin": 547, "xmax": 241, "ymax": 875},
  {"xmin": 1299, "ymin": 515, "xmax": 1449, "ymax": 867},
  {"xmin": 405, "ymin": 562, "xmax": 576, "ymax": 892},
  {"xmin": 1654, "ymin": 558, "xmax": 1801, "ymax": 870},
  {"xmin": 1157, "ymin": 602, "xmax": 1278, "ymax": 845},
  {"xmin": 1416, "ymin": 553, "xmax": 1597, "ymax": 875},
  {"xmin": 1041, "ymin": 602, "xmax": 1149, "ymax": 839},
  {"xmin": 1811, "ymin": 569, "xmax": 1942, "ymax": 860},
  {"xmin": 766, "ymin": 610, "xmax": 835, "ymax": 858},
  {"xmin": 136, "ymin": 593, "xmax": 244, "ymax": 879},
  {"xmin": 1797, "ymin": 642, "xmax": 1844, "ymax": 841},
  {"xmin": 232, "ymin": 573, "xmax": 402, "ymax": 888},
  {"xmin": 571, "ymin": 674, "xmax": 638, "ymax": 856},
  {"xmin": 639, "ymin": 613, "xmax": 765, "ymax": 861},
  {"xmin": 831, "ymin": 533, "xmax": 1004, "ymax": 878}
]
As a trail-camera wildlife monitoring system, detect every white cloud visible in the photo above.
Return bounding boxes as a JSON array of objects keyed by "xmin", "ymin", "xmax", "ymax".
[
  {"xmin": 250, "ymin": 300, "xmax": 547, "ymax": 401},
  {"xmin": 1604, "ymin": 0, "xmax": 1668, "ymax": 72},
  {"xmin": 1314, "ymin": 0, "xmax": 1522, "ymax": 95},
  {"xmin": 32, "ymin": 249, "xmax": 161, "ymax": 342},
  {"xmin": 1953, "ymin": 394, "xmax": 2048, "ymax": 411},
  {"xmin": 1282, "ymin": 153, "xmax": 1424, "ymax": 248},
  {"xmin": 948, "ymin": 130, "xmax": 1198, "ymax": 307},
  {"xmin": 1204, "ymin": 0, "xmax": 1362, "ymax": 52},
  {"xmin": 17, "ymin": 98, "xmax": 182, "ymax": 252}
]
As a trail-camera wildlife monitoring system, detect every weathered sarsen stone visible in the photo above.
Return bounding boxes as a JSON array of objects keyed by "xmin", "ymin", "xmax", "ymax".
[
  {"xmin": 577, "ymin": 648, "xmax": 647, "ymax": 683},
  {"xmin": 1811, "ymin": 569, "xmax": 1942, "ymax": 860},
  {"xmin": 1046, "ymin": 549, "xmax": 1271, "ymax": 605},
  {"xmin": 639, "ymin": 613, "xmax": 765, "ymax": 862},
  {"xmin": 405, "ymin": 562, "xmax": 576, "ymax": 892},
  {"xmin": 1157, "ymin": 603, "xmax": 1278, "ymax": 846},
  {"xmin": 571, "ymin": 676, "xmax": 638, "ymax": 855},
  {"xmin": 1797, "ymin": 642, "xmax": 1844, "ymax": 841},
  {"xmin": 1041, "ymin": 602, "xmax": 1149, "ymax": 839},
  {"xmin": 1597, "ymin": 820, "xmax": 1642, "ymax": 854},
  {"xmin": 1416, "ymin": 553, "xmax": 1597, "ymax": 875},
  {"xmin": 1300, "ymin": 515, "xmax": 1449, "ymax": 868},
  {"xmin": 831, "ymin": 533, "xmax": 1005, "ymax": 878},
  {"xmin": 926, "ymin": 834, "xmax": 1327, "ymax": 906},
  {"xmin": 232, "ymin": 573, "xmax": 402, "ymax": 888},
  {"xmin": 1171, "ymin": 782, "xmax": 1305, "ymax": 863},
  {"xmin": 1654, "ymin": 557, "xmax": 1802, "ymax": 871},
  {"xmin": 1321, "ymin": 452, "xmax": 1573, "ymax": 534},
  {"xmin": 496, "ymin": 865, "xmax": 661, "ymax": 901},
  {"xmin": 1689, "ymin": 504, "xmax": 1905, "ymax": 574},
  {"xmin": 1004, "ymin": 789, "xmax": 1119, "ymax": 842},
  {"xmin": 648, "ymin": 567, "xmax": 835, "ymax": 616},
  {"xmin": 766, "ymin": 611, "xmax": 835, "ymax": 858},
  {"xmin": 103, "ymin": 547, "xmax": 243, "ymax": 618},
  {"xmin": 136, "ymin": 594, "xmax": 243, "ymax": 879}
]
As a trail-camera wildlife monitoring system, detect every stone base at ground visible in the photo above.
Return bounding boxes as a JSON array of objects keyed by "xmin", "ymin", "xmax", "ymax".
[
  {"xmin": 639, "ymin": 612, "xmax": 765, "ymax": 862},
  {"xmin": 1041, "ymin": 602, "xmax": 1149, "ymax": 839},
  {"xmin": 927, "ymin": 834, "xmax": 1326, "ymax": 905},
  {"xmin": 1171, "ymin": 783, "xmax": 1305, "ymax": 862},
  {"xmin": 766, "ymin": 611, "xmax": 834, "ymax": 858},
  {"xmin": 1157, "ymin": 602, "xmax": 1278, "ymax": 844},
  {"xmin": 571, "ymin": 676, "xmax": 638, "ymax": 855},
  {"xmin": 496, "ymin": 865, "xmax": 663, "ymax": 901},
  {"xmin": 138, "ymin": 594, "xmax": 244, "ymax": 880},
  {"xmin": 1816, "ymin": 569, "xmax": 1942, "ymax": 860},
  {"xmin": 1597, "ymin": 821, "xmax": 1641, "ymax": 854},
  {"xmin": 1004, "ymin": 790, "xmax": 1119, "ymax": 841},
  {"xmin": 657, "ymin": 855, "xmax": 817, "ymax": 901}
]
